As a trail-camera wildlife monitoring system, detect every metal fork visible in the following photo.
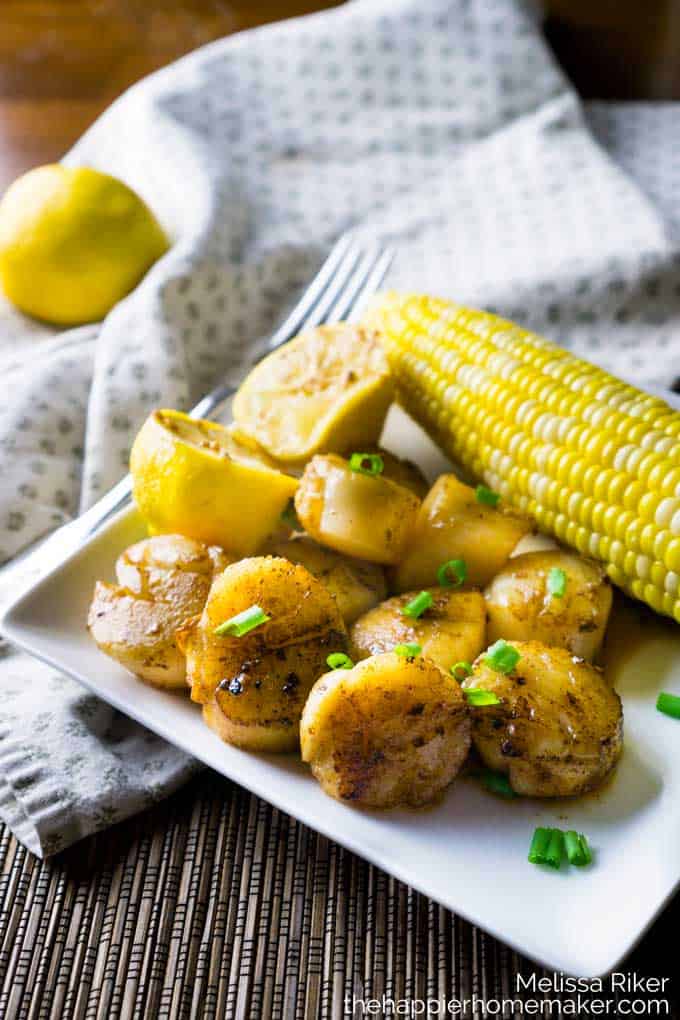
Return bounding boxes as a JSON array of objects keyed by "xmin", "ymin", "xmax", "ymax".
[{"xmin": 2, "ymin": 234, "xmax": 395, "ymax": 591}]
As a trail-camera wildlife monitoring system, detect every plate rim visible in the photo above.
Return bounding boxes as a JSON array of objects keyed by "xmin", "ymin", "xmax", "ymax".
[{"xmin": 0, "ymin": 508, "xmax": 677, "ymax": 979}]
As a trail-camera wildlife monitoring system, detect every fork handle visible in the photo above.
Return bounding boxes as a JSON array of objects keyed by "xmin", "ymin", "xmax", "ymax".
[
  {"xmin": 188, "ymin": 380, "xmax": 237, "ymax": 420},
  {"xmin": 76, "ymin": 380, "xmax": 238, "ymax": 543},
  {"xmin": 5, "ymin": 379, "xmax": 240, "ymax": 593}
]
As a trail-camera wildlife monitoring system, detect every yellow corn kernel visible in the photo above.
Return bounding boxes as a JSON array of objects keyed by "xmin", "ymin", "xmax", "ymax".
[{"xmin": 366, "ymin": 292, "xmax": 680, "ymax": 622}]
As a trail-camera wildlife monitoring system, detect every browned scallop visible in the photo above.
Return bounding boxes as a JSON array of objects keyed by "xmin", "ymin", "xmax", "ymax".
[
  {"xmin": 350, "ymin": 589, "xmax": 486, "ymax": 674},
  {"xmin": 392, "ymin": 474, "xmax": 531, "ymax": 592},
  {"xmin": 267, "ymin": 534, "xmax": 387, "ymax": 624},
  {"xmin": 462, "ymin": 640, "xmax": 623, "ymax": 797},
  {"xmin": 348, "ymin": 447, "xmax": 429, "ymax": 498},
  {"xmin": 484, "ymin": 551, "xmax": 612, "ymax": 660},
  {"xmin": 184, "ymin": 556, "xmax": 347, "ymax": 752},
  {"xmin": 300, "ymin": 652, "xmax": 471, "ymax": 808},
  {"xmin": 294, "ymin": 454, "xmax": 421, "ymax": 565},
  {"xmin": 88, "ymin": 534, "xmax": 231, "ymax": 689},
  {"xmin": 116, "ymin": 533, "xmax": 232, "ymax": 596}
]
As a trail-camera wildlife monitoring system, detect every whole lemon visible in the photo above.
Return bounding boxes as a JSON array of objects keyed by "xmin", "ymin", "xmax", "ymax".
[{"xmin": 0, "ymin": 165, "xmax": 169, "ymax": 325}]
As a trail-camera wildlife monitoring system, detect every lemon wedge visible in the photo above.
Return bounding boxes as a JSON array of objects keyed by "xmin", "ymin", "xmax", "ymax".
[
  {"xmin": 130, "ymin": 410, "xmax": 298, "ymax": 557},
  {"xmin": 231, "ymin": 323, "xmax": 394, "ymax": 465}
]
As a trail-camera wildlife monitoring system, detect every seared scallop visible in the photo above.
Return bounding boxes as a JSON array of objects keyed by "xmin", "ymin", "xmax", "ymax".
[
  {"xmin": 353, "ymin": 447, "xmax": 429, "ymax": 498},
  {"xmin": 300, "ymin": 652, "xmax": 471, "ymax": 807},
  {"xmin": 350, "ymin": 589, "xmax": 486, "ymax": 674},
  {"xmin": 484, "ymin": 551, "xmax": 612, "ymax": 660},
  {"xmin": 462, "ymin": 640, "xmax": 623, "ymax": 797},
  {"xmin": 88, "ymin": 534, "xmax": 231, "ymax": 689},
  {"xmin": 294, "ymin": 453, "xmax": 421, "ymax": 565},
  {"xmin": 184, "ymin": 556, "xmax": 347, "ymax": 752},
  {"xmin": 392, "ymin": 474, "xmax": 531, "ymax": 592},
  {"xmin": 115, "ymin": 533, "xmax": 231, "ymax": 595},
  {"xmin": 267, "ymin": 534, "xmax": 387, "ymax": 625}
]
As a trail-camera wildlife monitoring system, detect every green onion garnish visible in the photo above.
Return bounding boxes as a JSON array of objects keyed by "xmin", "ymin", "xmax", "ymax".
[
  {"xmin": 528, "ymin": 827, "xmax": 564, "ymax": 868},
  {"xmin": 326, "ymin": 652, "xmax": 354, "ymax": 670},
  {"xmin": 483, "ymin": 639, "xmax": 520, "ymax": 674},
  {"xmin": 451, "ymin": 661, "xmax": 472, "ymax": 682},
  {"xmin": 437, "ymin": 558, "xmax": 467, "ymax": 589},
  {"xmin": 475, "ymin": 485, "xmax": 500, "ymax": 507},
  {"xmin": 349, "ymin": 452, "xmax": 384, "ymax": 477},
  {"xmin": 402, "ymin": 590, "xmax": 433, "ymax": 619},
  {"xmin": 564, "ymin": 831, "xmax": 592, "ymax": 867},
  {"xmin": 528, "ymin": 827, "xmax": 552, "ymax": 864},
  {"xmin": 280, "ymin": 499, "xmax": 301, "ymax": 530},
  {"xmin": 214, "ymin": 605, "xmax": 270, "ymax": 637},
  {"xmin": 394, "ymin": 643, "xmax": 421, "ymax": 658},
  {"xmin": 464, "ymin": 688, "xmax": 501, "ymax": 707},
  {"xmin": 547, "ymin": 566, "xmax": 567, "ymax": 598},
  {"xmin": 544, "ymin": 829, "xmax": 565, "ymax": 869},
  {"xmin": 530, "ymin": 827, "xmax": 590, "ymax": 869},
  {"xmin": 657, "ymin": 692, "xmax": 680, "ymax": 719},
  {"xmin": 480, "ymin": 769, "xmax": 516, "ymax": 798}
]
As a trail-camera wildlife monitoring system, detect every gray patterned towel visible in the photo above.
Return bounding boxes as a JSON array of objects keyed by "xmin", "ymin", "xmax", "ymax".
[{"xmin": 1, "ymin": 0, "xmax": 680, "ymax": 857}]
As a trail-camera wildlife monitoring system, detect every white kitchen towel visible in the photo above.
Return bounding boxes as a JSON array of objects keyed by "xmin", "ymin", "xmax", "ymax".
[{"xmin": 1, "ymin": 0, "xmax": 679, "ymax": 856}]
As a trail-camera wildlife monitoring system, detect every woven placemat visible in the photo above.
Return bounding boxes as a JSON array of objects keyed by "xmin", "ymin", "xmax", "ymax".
[{"xmin": 0, "ymin": 772, "xmax": 677, "ymax": 1019}]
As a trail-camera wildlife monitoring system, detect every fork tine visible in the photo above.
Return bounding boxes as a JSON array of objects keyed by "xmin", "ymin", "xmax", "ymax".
[
  {"xmin": 266, "ymin": 232, "xmax": 357, "ymax": 350},
  {"xmin": 294, "ymin": 241, "xmax": 366, "ymax": 333},
  {"xmin": 192, "ymin": 235, "xmax": 366, "ymax": 419},
  {"xmin": 348, "ymin": 247, "xmax": 396, "ymax": 322},
  {"xmin": 43, "ymin": 237, "xmax": 394, "ymax": 544},
  {"xmin": 327, "ymin": 245, "xmax": 384, "ymax": 324}
]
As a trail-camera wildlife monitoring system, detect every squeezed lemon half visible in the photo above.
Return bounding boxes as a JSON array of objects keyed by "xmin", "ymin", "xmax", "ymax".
[
  {"xmin": 231, "ymin": 323, "xmax": 394, "ymax": 465},
  {"xmin": 130, "ymin": 410, "xmax": 298, "ymax": 557}
]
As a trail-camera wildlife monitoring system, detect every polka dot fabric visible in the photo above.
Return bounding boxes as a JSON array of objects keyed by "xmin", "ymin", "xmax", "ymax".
[{"xmin": 1, "ymin": 0, "xmax": 680, "ymax": 855}]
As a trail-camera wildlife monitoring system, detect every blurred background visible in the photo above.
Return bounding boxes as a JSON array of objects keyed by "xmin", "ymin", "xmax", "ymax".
[{"xmin": 1, "ymin": 0, "xmax": 679, "ymax": 190}]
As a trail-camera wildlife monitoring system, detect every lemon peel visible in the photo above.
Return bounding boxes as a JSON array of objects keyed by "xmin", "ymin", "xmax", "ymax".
[{"xmin": 130, "ymin": 410, "xmax": 298, "ymax": 557}]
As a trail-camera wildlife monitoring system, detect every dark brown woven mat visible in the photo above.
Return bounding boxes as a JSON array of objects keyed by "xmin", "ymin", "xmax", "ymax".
[{"xmin": 0, "ymin": 772, "xmax": 677, "ymax": 1020}]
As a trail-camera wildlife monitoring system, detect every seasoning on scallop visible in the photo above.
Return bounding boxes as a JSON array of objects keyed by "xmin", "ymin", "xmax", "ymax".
[
  {"xmin": 300, "ymin": 651, "xmax": 471, "ymax": 808},
  {"xmin": 484, "ymin": 550, "xmax": 612, "ymax": 660},
  {"xmin": 183, "ymin": 556, "xmax": 347, "ymax": 752},
  {"xmin": 294, "ymin": 452, "xmax": 421, "ymax": 565},
  {"xmin": 461, "ymin": 640, "xmax": 623, "ymax": 797}
]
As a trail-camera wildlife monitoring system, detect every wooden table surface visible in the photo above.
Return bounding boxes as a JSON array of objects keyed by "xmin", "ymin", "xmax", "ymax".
[
  {"xmin": 1, "ymin": 1, "xmax": 680, "ymax": 190},
  {"xmin": 1, "ymin": 3, "xmax": 679, "ymax": 1016}
]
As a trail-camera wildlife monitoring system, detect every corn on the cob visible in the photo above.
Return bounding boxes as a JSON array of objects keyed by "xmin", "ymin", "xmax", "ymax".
[{"xmin": 365, "ymin": 292, "xmax": 680, "ymax": 623}]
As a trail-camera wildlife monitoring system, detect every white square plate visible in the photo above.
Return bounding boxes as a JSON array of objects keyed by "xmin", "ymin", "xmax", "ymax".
[{"xmin": 2, "ymin": 406, "xmax": 678, "ymax": 977}]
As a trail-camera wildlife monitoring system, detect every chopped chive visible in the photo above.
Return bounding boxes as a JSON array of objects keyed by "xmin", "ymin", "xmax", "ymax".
[
  {"xmin": 528, "ymin": 827, "xmax": 564, "ymax": 868},
  {"xmin": 563, "ymin": 830, "xmax": 581, "ymax": 863},
  {"xmin": 451, "ymin": 661, "xmax": 472, "ymax": 682},
  {"xmin": 547, "ymin": 566, "xmax": 567, "ymax": 598},
  {"xmin": 528, "ymin": 827, "xmax": 552, "ymax": 865},
  {"xmin": 531, "ymin": 828, "xmax": 590, "ymax": 870},
  {"xmin": 214, "ymin": 605, "xmax": 270, "ymax": 637},
  {"xmin": 564, "ymin": 831, "xmax": 592, "ymax": 867},
  {"xmin": 402, "ymin": 590, "xmax": 433, "ymax": 619},
  {"xmin": 544, "ymin": 829, "xmax": 565, "ymax": 869},
  {"xmin": 437, "ymin": 558, "xmax": 467, "ymax": 589},
  {"xmin": 280, "ymin": 499, "xmax": 300, "ymax": 530},
  {"xmin": 349, "ymin": 452, "xmax": 384, "ymax": 477},
  {"xmin": 475, "ymin": 484, "xmax": 500, "ymax": 507},
  {"xmin": 484, "ymin": 639, "xmax": 520, "ymax": 674},
  {"xmin": 464, "ymin": 688, "xmax": 501, "ymax": 707},
  {"xmin": 394, "ymin": 643, "xmax": 422, "ymax": 658},
  {"xmin": 326, "ymin": 652, "xmax": 354, "ymax": 670},
  {"xmin": 481, "ymin": 769, "xmax": 516, "ymax": 798},
  {"xmin": 657, "ymin": 692, "xmax": 680, "ymax": 719}
]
